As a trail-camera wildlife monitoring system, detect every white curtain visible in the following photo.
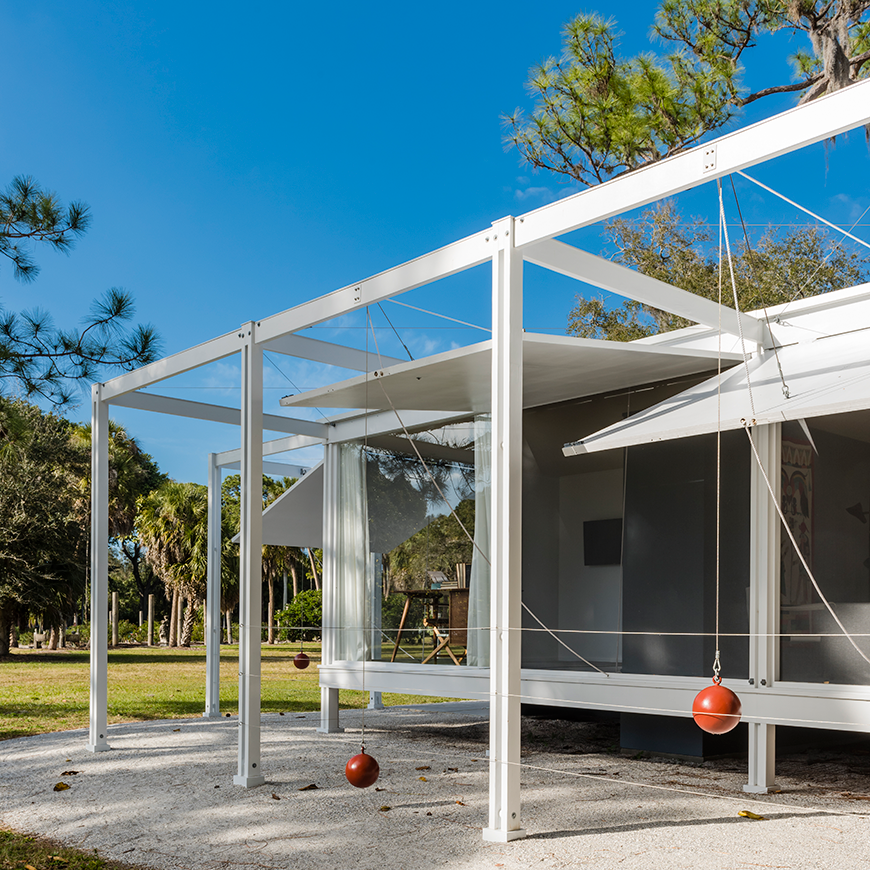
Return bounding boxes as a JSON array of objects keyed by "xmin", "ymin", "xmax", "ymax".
[
  {"xmin": 336, "ymin": 442, "xmax": 371, "ymax": 661},
  {"xmin": 466, "ymin": 415, "xmax": 491, "ymax": 667}
]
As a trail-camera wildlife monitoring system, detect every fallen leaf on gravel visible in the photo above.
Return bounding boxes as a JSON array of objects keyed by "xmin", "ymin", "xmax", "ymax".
[
  {"xmin": 418, "ymin": 776, "xmax": 428, "ymax": 782},
  {"xmin": 738, "ymin": 810, "xmax": 767, "ymax": 820},
  {"xmin": 446, "ymin": 767, "xmax": 458, "ymax": 772},
  {"xmin": 416, "ymin": 765, "xmax": 430, "ymax": 770},
  {"xmin": 53, "ymin": 783, "xmax": 70, "ymax": 792},
  {"xmin": 172, "ymin": 728, "xmax": 180, "ymax": 732},
  {"xmin": 279, "ymin": 712, "xmax": 285, "ymax": 716},
  {"xmin": 840, "ymin": 792, "xmax": 870, "ymax": 801},
  {"xmin": 298, "ymin": 783, "xmax": 319, "ymax": 791},
  {"xmin": 426, "ymin": 812, "xmax": 432, "ymax": 816},
  {"xmin": 456, "ymin": 801, "xmax": 466, "ymax": 806},
  {"xmin": 271, "ymin": 793, "xmax": 281, "ymax": 800},
  {"xmin": 375, "ymin": 787, "xmax": 385, "ymax": 791},
  {"xmin": 379, "ymin": 805, "xmax": 392, "ymax": 812},
  {"xmin": 60, "ymin": 770, "xmax": 79, "ymax": 776}
]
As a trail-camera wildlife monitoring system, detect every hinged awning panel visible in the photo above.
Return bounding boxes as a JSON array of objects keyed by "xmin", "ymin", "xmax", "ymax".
[{"xmin": 564, "ymin": 329, "xmax": 870, "ymax": 455}]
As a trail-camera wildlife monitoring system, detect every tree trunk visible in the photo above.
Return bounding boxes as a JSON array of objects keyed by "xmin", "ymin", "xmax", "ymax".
[
  {"xmin": 168, "ymin": 588, "xmax": 179, "ymax": 647},
  {"xmin": 225, "ymin": 609, "xmax": 233, "ymax": 644},
  {"xmin": 290, "ymin": 562, "xmax": 300, "ymax": 598},
  {"xmin": 0, "ymin": 604, "xmax": 10, "ymax": 656},
  {"xmin": 176, "ymin": 593, "xmax": 184, "ymax": 647},
  {"xmin": 267, "ymin": 576, "xmax": 275, "ymax": 644},
  {"xmin": 59, "ymin": 622, "xmax": 67, "ymax": 649},
  {"xmin": 307, "ymin": 549, "xmax": 320, "ymax": 591},
  {"xmin": 180, "ymin": 596, "xmax": 197, "ymax": 647},
  {"xmin": 48, "ymin": 626, "xmax": 59, "ymax": 650}
]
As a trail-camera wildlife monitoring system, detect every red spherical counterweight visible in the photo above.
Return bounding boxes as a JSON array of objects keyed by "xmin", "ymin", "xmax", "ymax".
[
  {"xmin": 692, "ymin": 680, "xmax": 742, "ymax": 734},
  {"xmin": 345, "ymin": 750, "xmax": 380, "ymax": 788},
  {"xmin": 293, "ymin": 652, "xmax": 310, "ymax": 670}
]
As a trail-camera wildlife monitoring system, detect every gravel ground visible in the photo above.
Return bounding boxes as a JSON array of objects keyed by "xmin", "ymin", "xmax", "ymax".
[{"xmin": 1, "ymin": 702, "xmax": 869, "ymax": 870}]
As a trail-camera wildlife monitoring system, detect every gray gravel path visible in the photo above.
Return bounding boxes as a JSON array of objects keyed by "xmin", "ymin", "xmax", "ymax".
[{"xmin": 1, "ymin": 702, "xmax": 869, "ymax": 870}]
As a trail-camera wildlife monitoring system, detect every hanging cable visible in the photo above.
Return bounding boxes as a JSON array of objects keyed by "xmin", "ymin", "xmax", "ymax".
[
  {"xmin": 737, "ymin": 171, "xmax": 870, "ymax": 253},
  {"xmin": 264, "ymin": 352, "xmax": 332, "ymax": 423},
  {"xmin": 386, "ymin": 298, "xmax": 491, "ymax": 332},
  {"xmin": 728, "ymin": 176, "xmax": 790, "ymax": 400},
  {"xmin": 714, "ymin": 201, "xmax": 723, "ymax": 683},
  {"xmin": 377, "ymin": 302, "xmax": 414, "ymax": 361},
  {"xmin": 719, "ymin": 180, "xmax": 757, "ymax": 420}
]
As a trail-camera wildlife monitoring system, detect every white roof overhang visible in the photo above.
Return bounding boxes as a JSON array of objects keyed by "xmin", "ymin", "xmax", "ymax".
[
  {"xmin": 256, "ymin": 462, "xmax": 324, "ymax": 547},
  {"xmin": 564, "ymin": 327, "xmax": 870, "ymax": 455},
  {"xmin": 279, "ymin": 333, "xmax": 744, "ymax": 413}
]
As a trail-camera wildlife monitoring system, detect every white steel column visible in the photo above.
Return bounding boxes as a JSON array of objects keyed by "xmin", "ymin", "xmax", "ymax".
[
  {"xmin": 87, "ymin": 384, "xmax": 111, "ymax": 752},
  {"xmin": 483, "ymin": 216, "xmax": 526, "ymax": 843},
  {"xmin": 204, "ymin": 452, "xmax": 222, "ymax": 718},
  {"xmin": 235, "ymin": 324, "xmax": 266, "ymax": 786},
  {"xmin": 745, "ymin": 423, "xmax": 780, "ymax": 793},
  {"xmin": 318, "ymin": 442, "xmax": 343, "ymax": 733}
]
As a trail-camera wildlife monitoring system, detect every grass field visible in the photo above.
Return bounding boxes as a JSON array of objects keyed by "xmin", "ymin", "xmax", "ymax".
[{"xmin": 0, "ymin": 643, "xmax": 454, "ymax": 742}]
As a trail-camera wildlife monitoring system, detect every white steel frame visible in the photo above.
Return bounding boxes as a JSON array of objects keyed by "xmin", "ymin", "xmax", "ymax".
[{"xmin": 88, "ymin": 79, "xmax": 870, "ymax": 839}]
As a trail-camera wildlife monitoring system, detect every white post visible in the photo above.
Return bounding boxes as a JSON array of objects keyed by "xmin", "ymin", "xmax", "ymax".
[
  {"xmin": 204, "ymin": 452, "xmax": 222, "ymax": 718},
  {"xmin": 87, "ymin": 384, "xmax": 111, "ymax": 753},
  {"xmin": 235, "ymin": 324, "xmax": 266, "ymax": 786},
  {"xmin": 745, "ymin": 422, "xmax": 780, "ymax": 793},
  {"xmin": 318, "ymin": 441, "xmax": 343, "ymax": 734},
  {"xmin": 483, "ymin": 217, "xmax": 526, "ymax": 842},
  {"xmin": 111, "ymin": 592, "xmax": 119, "ymax": 647}
]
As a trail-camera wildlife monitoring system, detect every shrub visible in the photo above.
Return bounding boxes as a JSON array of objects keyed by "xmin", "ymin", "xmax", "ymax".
[{"xmin": 276, "ymin": 590, "xmax": 322, "ymax": 642}]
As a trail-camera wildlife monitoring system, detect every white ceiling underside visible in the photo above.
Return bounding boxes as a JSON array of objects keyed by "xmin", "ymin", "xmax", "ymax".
[
  {"xmin": 279, "ymin": 333, "xmax": 743, "ymax": 413},
  {"xmin": 564, "ymin": 328, "xmax": 870, "ymax": 455}
]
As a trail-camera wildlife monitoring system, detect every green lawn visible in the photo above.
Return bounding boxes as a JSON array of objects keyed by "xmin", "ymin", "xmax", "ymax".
[{"xmin": 0, "ymin": 644, "xmax": 454, "ymax": 742}]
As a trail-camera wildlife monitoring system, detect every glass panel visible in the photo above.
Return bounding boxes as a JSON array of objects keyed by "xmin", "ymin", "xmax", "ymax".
[
  {"xmin": 337, "ymin": 419, "xmax": 490, "ymax": 666},
  {"xmin": 780, "ymin": 414, "xmax": 870, "ymax": 684}
]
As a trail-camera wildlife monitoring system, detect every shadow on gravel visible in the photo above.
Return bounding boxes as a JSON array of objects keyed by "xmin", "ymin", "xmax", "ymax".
[{"xmin": 528, "ymin": 809, "xmax": 845, "ymax": 839}]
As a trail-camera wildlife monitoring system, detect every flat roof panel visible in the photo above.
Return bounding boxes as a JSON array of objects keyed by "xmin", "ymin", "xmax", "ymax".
[{"xmin": 279, "ymin": 334, "xmax": 742, "ymax": 413}]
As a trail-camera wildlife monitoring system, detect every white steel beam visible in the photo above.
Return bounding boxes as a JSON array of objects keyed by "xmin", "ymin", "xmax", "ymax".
[
  {"xmin": 87, "ymin": 385, "xmax": 111, "ymax": 753},
  {"xmin": 256, "ymin": 230, "xmax": 492, "ymax": 343},
  {"xmin": 215, "ymin": 434, "xmax": 323, "ymax": 467},
  {"xmin": 515, "ymin": 79, "xmax": 870, "ymax": 248},
  {"xmin": 264, "ymin": 333, "xmax": 404, "ymax": 370},
  {"xmin": 327, "ymin": 409, "xmax": 470, "ymax": 444},
  {"xmin": 318, "ymin": 442, "xmax": 343, "ymax": 734},
  {"xmin": 234, "ymin": 324, "xmax": 266, "ymax": 787},
  {"xmin": 218, "ymin": 460, "xmax": 310, "ymax": 476},
  {"xmin": 525, "ymin": 239, "xmax": 766, "ymax": 345},
  {"xmin": 483, "ymin": 216, "xmax": 526, "ymax": 843},
  {"xmin": 745, "ymin": 424, "xmax": 781, "ymax": 793},
  {"xmin": 108, "ymin": 391, "xmax": 328, "ymax": 439},
  {"xmin": 101, "ymin": 329, "xmax": 245, "ymax": 401},
  {"xmin": 204, "ymin": 453, "xmax": 222, "ymax": 719}
]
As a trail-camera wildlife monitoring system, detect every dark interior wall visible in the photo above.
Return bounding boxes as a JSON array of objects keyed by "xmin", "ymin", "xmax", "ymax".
[
  {"xmin": 621, "ymin": 431, "xmax": 751, "ymax": 679},
  {"xmin": 522, "ymin": 436, "xmax": 561, "ymax": 665},
  {"xmin": 519, "ymin": 376, "xmax": 719, "ymax": 671}
]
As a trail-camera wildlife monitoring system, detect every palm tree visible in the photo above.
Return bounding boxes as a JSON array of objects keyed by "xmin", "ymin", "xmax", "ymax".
[{"xmin": 136, "ymin": 482, "xmax": 208, "ymax": 647}]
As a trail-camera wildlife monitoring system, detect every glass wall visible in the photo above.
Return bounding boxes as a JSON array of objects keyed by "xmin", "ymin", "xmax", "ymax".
[
  {"xmin": 334, "ymin": 417, "xmax": 491, "ymax": 666},
  {"xmin": 780, "ymin": 413, "xmax": 870, "ymax": 684}
]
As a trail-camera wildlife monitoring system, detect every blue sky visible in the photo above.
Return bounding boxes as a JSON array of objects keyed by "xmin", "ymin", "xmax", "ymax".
[{"xmin": 2, "ymin": 2, "xmax": 869, "ymax": 482}]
